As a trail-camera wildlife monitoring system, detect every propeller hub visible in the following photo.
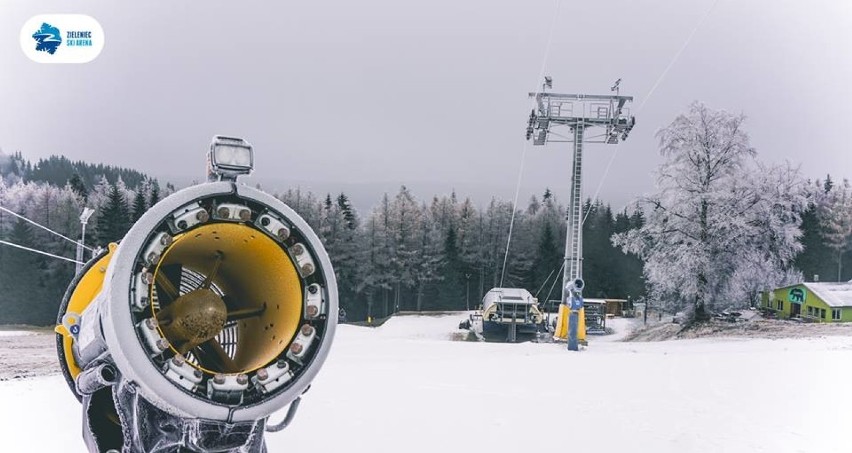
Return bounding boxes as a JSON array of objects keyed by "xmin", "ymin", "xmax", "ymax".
[{"xmin": 157, "ymin": 288, "xmax": 228, "ymax": 350}]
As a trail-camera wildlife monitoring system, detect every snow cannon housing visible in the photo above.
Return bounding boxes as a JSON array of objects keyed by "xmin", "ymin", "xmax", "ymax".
[{"xmin": 55, "ymin": 137, "xmax": 338, "ymax": 452}]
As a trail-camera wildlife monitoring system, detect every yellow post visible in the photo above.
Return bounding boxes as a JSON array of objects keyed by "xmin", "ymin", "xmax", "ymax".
[
  {"xmin": 555, "ymin": 305, "xmax": 567, "ymax": 339},
  {"xmin": 554, "ymin": 305, "xmax": 586, "ymax": 342}
]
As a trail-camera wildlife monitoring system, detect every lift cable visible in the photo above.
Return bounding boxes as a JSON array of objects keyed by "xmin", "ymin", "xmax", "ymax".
[
  {"xmin": 0, "ymin": 205, "xmax": 94, "ymax": 251},
  {"xmin": 543, "ymin": 260, "xmax": 566, "ymax": 305},
  {"xmin": 533, "ymin": 266, "xmax": 558, "ymax": 298},
  {"xmin": 0, "ymin": 238, "xmax": 84, "ymax": 265},
  {"xmin": 581, "ymin": 0, "xmax": 720, "ymax": 226},
  {"xmin": 499, "ymin": 0, "xmax": 563, "ymax": 287}
]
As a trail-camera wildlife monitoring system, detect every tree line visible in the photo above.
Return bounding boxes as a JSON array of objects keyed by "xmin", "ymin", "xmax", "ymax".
[
  {"xmin": 275, "ymin": 187, "xmax": 645, "ymax": 321},
  {"xmin": 0, "ymin": 152, "xmax": 645, "ymax": 324}
]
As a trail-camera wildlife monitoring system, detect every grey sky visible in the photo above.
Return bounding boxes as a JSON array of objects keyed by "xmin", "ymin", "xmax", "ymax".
[{"xmin": 2, "ymin": 1, "xmax": 850, "ymax": 212}]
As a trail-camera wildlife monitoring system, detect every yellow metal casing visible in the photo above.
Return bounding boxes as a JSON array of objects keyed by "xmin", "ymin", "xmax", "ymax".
[
  {"xmin": 553, "ymin": 305, "xmax": 586, "ymax": 342},
  {"xmin": 55, "ymin": 243, "xmax": 116, "ymax": 380}
]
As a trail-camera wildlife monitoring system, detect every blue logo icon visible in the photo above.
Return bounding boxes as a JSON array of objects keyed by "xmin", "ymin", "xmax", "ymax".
[{"xmin": 32, "ymin": 22, "xmax": 62, "ymax": 55}]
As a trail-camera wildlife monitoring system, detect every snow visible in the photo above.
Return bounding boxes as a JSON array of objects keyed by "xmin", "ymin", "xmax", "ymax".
[
  {"xmin": 805, "ymin": 282, "xmax": 852, "ymax": 308},
  {"xmin": 597, "ymin": 316, "xmax": 641, "ymax": 342},
  {"xmin": 0, "ymin": 330, "xmax": 36, "ymax": 337},
  {"xmin": 2, "ymin": 315, "xmax": 852, "ymax": 452}
]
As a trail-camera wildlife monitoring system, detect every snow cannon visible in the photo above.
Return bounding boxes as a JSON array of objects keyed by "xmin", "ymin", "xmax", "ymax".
[
  {"xmin": 567, "ymin": 278, "xmax": 584, "ymax": 295},
  {"xmin": 54, "ymin": 136, "xmax": 338, "ymax": 452},
  {"xmin": 565, "ymin": 278, "xmax": 584, "ymax": 351}
]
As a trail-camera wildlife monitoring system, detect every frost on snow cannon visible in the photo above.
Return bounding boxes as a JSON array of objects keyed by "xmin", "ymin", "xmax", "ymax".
[{"xmin": 54, "ymin": 137, "xmax": 337, "ymax": 452}]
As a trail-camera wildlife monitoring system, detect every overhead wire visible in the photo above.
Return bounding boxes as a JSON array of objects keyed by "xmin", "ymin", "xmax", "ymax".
[
  {"xmin": 0, "ymin": 239, "xmax": 84, "ymax": 264},
  {"xmin": 581, "ymin": 0, "xmax": 720, "ymax": 226},
  {"xmin": 0, "ymin": 204, "xmax": 93, "ymax": 251},
  {"xmin": 534, "ymin": 266, "xmax": 558, "ymax": 298},
  {"xmin": 499, "ymin": 0, "xmax": 563, "ymax": 287},
  {"xmin": 543, "ymin": 260, "xmax": 566, "ymax": 304}
]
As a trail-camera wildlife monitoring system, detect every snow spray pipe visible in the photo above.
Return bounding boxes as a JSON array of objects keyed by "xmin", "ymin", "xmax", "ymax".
[
  {"xmin": 54, "ymin": 136, "xmax": 338, "ymax": 452},
  {"xmin": 75, "ymin": 363, "xmax": 118, "ymax": 396}
]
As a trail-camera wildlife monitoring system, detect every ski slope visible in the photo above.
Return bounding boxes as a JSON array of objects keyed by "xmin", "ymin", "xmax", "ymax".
[{"xmin": 1, "ymin": 314, "xmax": 851, "ymax": 452}]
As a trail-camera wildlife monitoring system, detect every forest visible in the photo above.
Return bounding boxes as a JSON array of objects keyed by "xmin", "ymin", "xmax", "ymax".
[
  {"xmin": 0, "ymin": 151, "xmax": 644, "ymax": 324},
  {"xmin": 0, "ymin": 105, "xmax": 850, "ymax": 325}
]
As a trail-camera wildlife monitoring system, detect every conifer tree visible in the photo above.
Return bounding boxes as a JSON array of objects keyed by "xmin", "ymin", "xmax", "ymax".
[{"xmin": 96, "ymin": 182, "xmax": 132, "ymax": 245}]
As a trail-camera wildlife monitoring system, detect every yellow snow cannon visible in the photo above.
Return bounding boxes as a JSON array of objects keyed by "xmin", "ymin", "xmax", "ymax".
[{"xmin": 55, "ymin": 136, "xmax": 338, "ymax": 452}]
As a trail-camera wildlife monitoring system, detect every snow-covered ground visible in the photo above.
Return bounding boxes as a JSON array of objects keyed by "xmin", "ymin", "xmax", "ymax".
[
  {"xmin": 2, "ymin": 314, "xmax": 851, "ymax": 452},
  {"xmin": 0, "ymin": 330, "xmax": 37, "ymax": 337}
]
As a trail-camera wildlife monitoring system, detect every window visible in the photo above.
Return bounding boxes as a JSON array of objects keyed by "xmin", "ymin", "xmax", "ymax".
[
  {"xmin": 776, "ymin": 300, "xmax": 783, "ymax": 310},
  {"xmin": 806, "ymin": 306, "xmax": 814, "ymax": 316},
  {"xmin": 832, "ymin": 309, "xmax": 842, "ymax": 321},
  {"xmin": 820, "ymin": 309, "xmax": 826, "ymax": 319}
]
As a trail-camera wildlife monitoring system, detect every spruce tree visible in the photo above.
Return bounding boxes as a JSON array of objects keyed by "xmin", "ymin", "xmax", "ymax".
[
  {"xmin": 337, "ymin": 193, "xmax": 357, "ymax": 230},
  {"xmin": 96, "ymin": 182, "xmax": 132, "ymax": 245},
  {"xmin": 68, "ymin": 173, "xmax": 88, "ymax": 201},
  {"xmin": 438, "ymin": 226, "xmax": 464, "ymax": 309},
  {"xmin": 149, "ymin": 180, "xmax": 161, "ymax": 207},
  {"xmin": 131, "ymin": 190, "xmax": 147, "ymax": 222}
]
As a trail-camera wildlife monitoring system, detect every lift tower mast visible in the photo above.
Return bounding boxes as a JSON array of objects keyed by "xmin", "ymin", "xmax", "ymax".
[{"xmin": 526, "ymin": 79, "xmax": 636, "ymax": 309}]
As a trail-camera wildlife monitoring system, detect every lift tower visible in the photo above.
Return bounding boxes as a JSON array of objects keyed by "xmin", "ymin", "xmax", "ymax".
[{"xmin": 526, "ymin": 79, "xmax": 636, "ymax": 312}]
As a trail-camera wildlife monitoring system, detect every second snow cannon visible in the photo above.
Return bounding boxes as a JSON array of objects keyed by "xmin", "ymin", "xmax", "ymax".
[{"xmin": 55, "ymin": 136, "xmax": 338, "ymax": 452}]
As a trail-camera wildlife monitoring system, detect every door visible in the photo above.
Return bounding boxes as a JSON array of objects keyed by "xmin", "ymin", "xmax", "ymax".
[{"xmin": 790, "ymin": 302, "xmax": 801, "ymax": 318}]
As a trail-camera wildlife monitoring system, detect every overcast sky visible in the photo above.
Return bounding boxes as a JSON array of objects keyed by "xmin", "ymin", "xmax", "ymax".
[{"xmin": 1, "ymin": 0, "xmax": 850, "ymax": 212}]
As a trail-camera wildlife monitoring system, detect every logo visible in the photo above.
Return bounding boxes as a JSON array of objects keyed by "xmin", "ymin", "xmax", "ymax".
[
  {"xmin": 20, "ymin": 15, "xmax": 104, "ymax": 64},
  {"xmin": 32, "ymin": 22, "xmax": 62, "ymax": 55},
  {"xmin": 788, "ymin": 287, "xmax": 805, "ymax": 304}
]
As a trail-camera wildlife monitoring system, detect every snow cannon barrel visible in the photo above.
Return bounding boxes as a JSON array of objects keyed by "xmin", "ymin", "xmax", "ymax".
[
  {"xmin": 54, "ymin": 137, "xmax": 338, "ymax": 452},
  {"xmin": 568, "ymin": 278, "xmax": 584, "ymax": 294}
]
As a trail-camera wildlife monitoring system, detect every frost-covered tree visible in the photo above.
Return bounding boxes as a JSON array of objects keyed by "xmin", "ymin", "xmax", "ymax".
[
  {"xmin": 613, "ymin": 102, "xmax": 806, "ymax": 318},
  {"xmin": 277, "ymin": 188, "xmax": 322, "ymax": 231},
  {"xmin": 362, "ymin": 193, "xmax": 395, "ymax": 317},
  {"xmin": 456, "ymin": 197, "xmax": 478, "ymax": 265},
  {"xmin": 817, "ymin": 178, "xmax": 852, "ymax": 281},
  {"xmin": 721, "ymin": 163, "xmax": 808, "ymax": 306},
  {"xmin": 525, "ymin": 189, "xmax": 563, "ymax": 297},
  {"xmin": 387, "ymin": 186, "xmax": 422, "ymax": 311},
  {"xmin": 475, "ymin": 198, "xmax": 514, "ymax": 288},
  {"xmin": 0, "ymin": 179, "xmax": 83, "ymax": 324},
  {"xmin": 317, "ymin": 192, "xmax": 363, "ymax": 316},
  {"xmin": 413, "ymin": 203, "xmax": 442, "ymax": 311}
]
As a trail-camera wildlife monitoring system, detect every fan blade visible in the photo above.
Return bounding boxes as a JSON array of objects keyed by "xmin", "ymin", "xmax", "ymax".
[
  {"xmin": 199, "ymin": 251, "xmax": 224, "ymax": 290},
  {"xmin": 226, "ymin": 302, "xmax": 267, "ymax": 322},
  {"xmin": 154, "ymin": 270, "xmax": 180, "ymax": 303},
  {"xmin": 194, "ymin": 338, "xmax": 237, "ymax": 373}
]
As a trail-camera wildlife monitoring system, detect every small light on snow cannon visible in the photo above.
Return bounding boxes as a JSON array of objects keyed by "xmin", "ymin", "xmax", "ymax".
[{"xmin": 208, "ymin": 135, "xmax": 254, "ymax": 181}]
